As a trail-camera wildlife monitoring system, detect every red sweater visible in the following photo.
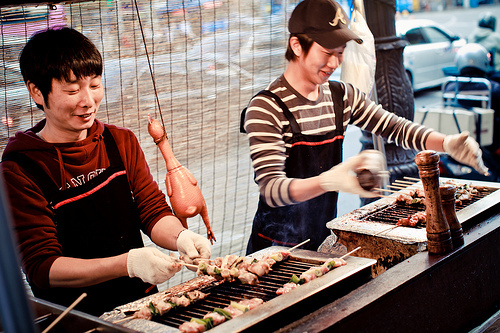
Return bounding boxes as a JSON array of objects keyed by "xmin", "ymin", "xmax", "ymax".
[{"xmin": 1, "ymin": 119, "xmax": 173, "ymax": 290}]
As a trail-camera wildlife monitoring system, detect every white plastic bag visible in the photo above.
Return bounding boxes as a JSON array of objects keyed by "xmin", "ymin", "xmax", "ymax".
[{"xmin": 340, "ymin": 9, "xmax": 376, "ymax": 96}]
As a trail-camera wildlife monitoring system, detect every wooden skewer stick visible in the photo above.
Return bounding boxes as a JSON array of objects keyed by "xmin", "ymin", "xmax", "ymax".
[
  {"xmin": 113, "ymin": 316, "xmax": 134, "ymax": 324},
  {"xmin": 387, "ymin": 184, "xmax": 407, "ymax": 190},
  {"xmin": 374, "ymin": 187, "xmax": 399, "ymax": 193},
  {"xmin": 374, "ymin": 225, "xmax": 399, "ymax": 236},
  {"xmin": 340, "ymin": 246, "xmax": 361, "ymax": 259},
  {"xmin": 41, "ymin": 293, "xmax": 87, "ymax": 333},
  {"xmin": 196, "ymin": 258, "xmax": 214, "ymax": 262},
  {"xmin": 290, "ymin": 239, "xmax": 311, "ymax": 251},
  {"xmin": 179, "ymin": 262, "xmax": 199, "ymax": 269},
  {"xmin": 404, "ymin": 176, "xmax": 421, "ymax": 182},
  {"xmin": 394, "ymin": 179, "xmax": 417, "ymax": 185}
]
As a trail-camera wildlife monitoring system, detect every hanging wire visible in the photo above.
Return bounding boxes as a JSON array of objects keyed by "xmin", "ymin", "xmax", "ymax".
[{"xmin": 133, "ymin": 0, "xmax": 165, "ymax": 129}]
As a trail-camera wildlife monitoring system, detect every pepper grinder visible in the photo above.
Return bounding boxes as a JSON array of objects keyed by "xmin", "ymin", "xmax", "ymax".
[
  {"xmin": 440, "ymin": 185, "xmax": 465, "ymax": 248},
  {"xmin": 415, "ymin": 151, "xmax": 453, "ymax": 254}
]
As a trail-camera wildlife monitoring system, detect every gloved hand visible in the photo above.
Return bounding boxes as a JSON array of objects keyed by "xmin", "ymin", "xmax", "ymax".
[
  {"xmin": 127, "ymin": 247, "xmax": 181, "ymax": 285},
  {"xmin": 318, "ymin": 150, "xmax": 385, "ymax": 198},
  {"xmin": 177, "ymin": 229, "xmax": 211, "ymax": 271},
  {"xmin": 443, "ymin": 131, "xmax": 489, "ymax": 176}
]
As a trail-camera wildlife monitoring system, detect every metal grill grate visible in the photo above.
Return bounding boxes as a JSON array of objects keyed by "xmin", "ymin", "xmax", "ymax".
[
  {"xmin": 153, "ymin": 258, "xmax": 317, "ymax": 329},
  {"xmin": 358, "ymin": 187, "xmax": 498, "ymax": 227}
]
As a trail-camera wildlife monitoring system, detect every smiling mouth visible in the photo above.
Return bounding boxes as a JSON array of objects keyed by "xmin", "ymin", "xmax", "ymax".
[{"xmin": 75, "ymin": 112, "xmax": 95, "ymax": 118}]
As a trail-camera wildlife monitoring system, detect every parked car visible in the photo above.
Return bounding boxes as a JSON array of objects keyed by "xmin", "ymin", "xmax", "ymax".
[
  {"xmin": 396, "ymin": 19, "xmax": 466, "ymax": 92},
  {"xmin": 330, "ymin": 19, "xmax": 466, "ymax": 93}
]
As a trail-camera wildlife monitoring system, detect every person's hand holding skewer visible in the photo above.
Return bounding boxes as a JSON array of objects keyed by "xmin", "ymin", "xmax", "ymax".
[
  {"xmin": 127, "ymin": 248, "xmax": 182, "ymax": 284},
  {"xmin": 177, "ymin": 229, "xmax": 212, "ymax": 271}
]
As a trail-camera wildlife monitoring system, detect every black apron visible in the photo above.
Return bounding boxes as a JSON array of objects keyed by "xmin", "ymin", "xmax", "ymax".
[
  {"xmin": 5, "ymin": 128, "xmax": 156, "ymax": 316},
  {"xmin": 246, "ymin": 82, "xmax": 344, "ymax": 254}
]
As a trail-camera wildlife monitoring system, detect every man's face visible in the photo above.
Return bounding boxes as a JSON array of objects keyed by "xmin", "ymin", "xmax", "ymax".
[
  {"xmin": 41, "ymin": 72, "xmax": 104, "ymax": 140},
  {"xmin": 299, "ymin": 42, "xmax": 346, "ymax": 85}
]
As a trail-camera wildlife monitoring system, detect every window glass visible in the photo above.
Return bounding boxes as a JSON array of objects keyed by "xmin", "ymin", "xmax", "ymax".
[
  {"xmin": 422, "ymin": 27, "xmax": 450, "ymax": 43},
  {"xmin": 404, "ymin": 28, "xmax": 427, "ymax": 45}
]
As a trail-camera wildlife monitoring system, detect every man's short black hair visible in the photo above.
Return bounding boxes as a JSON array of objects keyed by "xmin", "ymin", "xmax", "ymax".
[
  {"xmin": 19, "ymin": 27, "xmax": 103, "ymax": 109},
  {"xmin": 285, "ymin": 34, "xmax": 315, "ymax": 61}
]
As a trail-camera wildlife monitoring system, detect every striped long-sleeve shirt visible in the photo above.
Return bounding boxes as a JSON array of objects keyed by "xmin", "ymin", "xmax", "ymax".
[{"xmin": 243, "ymin": 75, "xmax": 434, "ymax": 208}]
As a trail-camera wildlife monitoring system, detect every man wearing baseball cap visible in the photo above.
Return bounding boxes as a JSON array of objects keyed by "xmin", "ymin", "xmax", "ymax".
[{"xmin": 243, "ymin": 0, "xmax": 489, "ymax": 254}]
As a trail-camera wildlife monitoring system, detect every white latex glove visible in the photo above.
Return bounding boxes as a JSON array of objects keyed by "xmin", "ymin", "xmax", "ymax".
[
  {"xmin": 318, "ymin": 150, "xmax": 385, "ymax": 198},
  {"xmin": 127, "ymin": 247, "xmax": 181, "ymax": 285},
  {"xmin": 176, "ymin": 229, "xmax": 211, "ymax": 270},
  {"xmin": 443, "ymin": 131, "xmax": 489, "ymax": 176}
]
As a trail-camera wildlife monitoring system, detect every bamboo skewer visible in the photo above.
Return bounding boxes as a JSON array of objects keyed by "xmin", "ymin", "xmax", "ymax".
[
  {"xmin": 394, "ymin": 179, "xmax": 417, "ymax": 185},
  {"xmin": 290, "ymin": 239, "xmax": 311, "ymax": 251},
  {"xmin": 179, "ymin": 262, "xmax": 199, "ymax": 269},
  {"xmin": 387, "ymin": 184, "xmax": 407, "ymax": 190},
  {"xmin": 404, "ymin": 176, "xmax": 421, "ymax": 182},
  {"xmin": 113, "ymin": 316, "xmax": 134, "ymax": 324},
  {"xmin": 340, "ymin": 246, "xmax": 361, "ymax": 259},
  {"xmin": 373, "ymin": 225, "xmax": 399, "ymax": 236},
  {"xmin": 374, "ymin": 187, "xmax": 399, "ymax": 193},
  {"xmin": 41, "ymin": 293, "xmax": 87, "ymax": 333}
]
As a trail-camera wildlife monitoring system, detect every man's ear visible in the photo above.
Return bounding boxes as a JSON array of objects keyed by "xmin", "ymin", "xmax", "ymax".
[
  {"xmin": 26, "ymin": 82, "xmax": 45, "ymax": 106},
  {"xmin": 290, "ymin": 36, "xmax": 303, "ymax": 58}
]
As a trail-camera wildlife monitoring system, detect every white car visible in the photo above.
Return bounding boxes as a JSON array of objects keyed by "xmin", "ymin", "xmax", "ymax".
[
  {"xmin": 331, "ymin": 19, "xmax": 466, "ymax": 93},
  {"xmin": 396, "ymin": 19, "xmax": 466, "ymax": 92}
]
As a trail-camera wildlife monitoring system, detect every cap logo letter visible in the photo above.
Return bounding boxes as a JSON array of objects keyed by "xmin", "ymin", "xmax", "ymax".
[{"xmin": 329, "ymin": 8, "xmax": 346, "ymax": 27}]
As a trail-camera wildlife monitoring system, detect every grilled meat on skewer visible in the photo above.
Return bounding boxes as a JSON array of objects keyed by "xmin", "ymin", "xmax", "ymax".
[
  {"xmin": 179, "ymin": 298, "xmax": 264, "ymax": 333},
  {"xmin": 397, "ymin": 211, "xmax": 427, "ymax": 227},
  {"xmin": 123, "ymin": 290, "xmax": 209, "ymax": 324},
  {"xmin": 196, "ymin": 251, "xmax": 289, "ymax": 284},
  {"xmin": 276, "ymin": 282, "xmax": 299, "ymax": 295},
  {"xmin": 276, "ymin": 257, "xmax": 347, "ymax": 295}
]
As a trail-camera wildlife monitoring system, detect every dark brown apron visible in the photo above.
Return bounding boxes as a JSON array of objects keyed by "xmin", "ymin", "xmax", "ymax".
[
  {"xmin": 5, "ymin": 128, "xmax": 156, "ymax": 316},
  {"xmin": 246, "ymin": 82, "xmax": 344, "ymax": 254}
]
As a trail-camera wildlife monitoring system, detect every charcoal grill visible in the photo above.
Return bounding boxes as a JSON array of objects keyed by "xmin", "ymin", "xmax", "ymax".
[
  {"xmin": 327, "ymin": 177, "xmax": 500, "ymax": 243},
  {"xmin": 102, "ymin": 248, "xmax": 376, "ymax": 333},
  {"xmin": 324, "ymin": 177, "xmax": 500, "ymax": 276}
]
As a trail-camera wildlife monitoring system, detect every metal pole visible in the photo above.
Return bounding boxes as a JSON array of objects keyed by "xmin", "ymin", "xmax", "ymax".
[{"xmin": 0, "ymin": 174, "xmax": 37, "ymax": 333}]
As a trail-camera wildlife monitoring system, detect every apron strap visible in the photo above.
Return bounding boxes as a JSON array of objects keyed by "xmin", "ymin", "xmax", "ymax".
[
  {"xmin": 329, "ymin": 81, "xmax": 344, "ymax": 131},
  {"xmin": 240, "ymin": 89, "xmax": 301, "ymax": 134},
  {"xmin": 257, "ymin": 90, "xmax": 302, "ymax": 134},
  {"xmin": 241, "ymin": 82, "xmax": 345, "ymax": 134},
  {"xmin": 101, "ymin": 127, "xmax": 124, "ymax": 168}
]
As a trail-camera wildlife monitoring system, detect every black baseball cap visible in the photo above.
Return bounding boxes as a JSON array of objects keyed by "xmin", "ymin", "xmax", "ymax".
[{"xmin": 288, "ymin": 0, "xmax": 363, "ymax": 49}]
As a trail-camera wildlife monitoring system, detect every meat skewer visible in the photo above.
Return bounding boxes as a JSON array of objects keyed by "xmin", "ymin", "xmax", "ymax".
[
  {"xmin": 276, "ymin": 247, "xmax": 360, "ymax": 295},
  {"xmin": 194, "ymin": 251, "xmax": 290, "ymax": 285},
  {"xmin": 114, "ymin": 290, "xmax": 209, "ymax": 324},
  {"xmin": 397, "ymin": 211, "xmax": 427, "ymax": 227},
  {"xmin": 178, "ymin": 298, "xmax": 265, "ymax": 333}
]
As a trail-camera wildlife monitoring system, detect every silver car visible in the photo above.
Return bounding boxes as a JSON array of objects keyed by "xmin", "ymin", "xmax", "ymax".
[{"xmin": 396, "ymin": 19, "xmax": 466, "ymax": 92}]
